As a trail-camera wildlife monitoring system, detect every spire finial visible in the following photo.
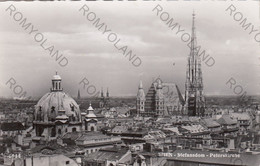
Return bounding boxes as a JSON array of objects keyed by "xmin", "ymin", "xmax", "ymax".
[
  {"xmin": 77, "ymin": 89, "xmax": 81, "ymax": 99},
  {"xmin": 101, "ymin": 87, "xmax": 104, "ymax": 98},
  {"xmin": 106, "ymin": 87, "xmax": 109, "ymax": 97},
  {"xmin": 139, "ymin": 80, "xmax": 143, "ymax": 89}
]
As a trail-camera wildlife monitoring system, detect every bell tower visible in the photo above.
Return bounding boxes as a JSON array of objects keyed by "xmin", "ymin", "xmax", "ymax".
[
  {"xmin": 136, "ymin": 81, "xmax": 146, "ymax": 117},
  {"xmin": 155, "ymin": 79, "xmax": 164, "ymax": 117}
]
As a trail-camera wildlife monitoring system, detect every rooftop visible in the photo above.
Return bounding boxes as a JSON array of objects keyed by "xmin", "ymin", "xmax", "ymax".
[
  {"xmin": 0, "ymin": 122, "xmax": 25, "ymax": 131},
  {"xmin": 85, "ymin": 146, "xmax": 129, "ymax": 161},
  {"xmin": 217, "ymin": 114, "xmax": 237, "ymax": 125}
]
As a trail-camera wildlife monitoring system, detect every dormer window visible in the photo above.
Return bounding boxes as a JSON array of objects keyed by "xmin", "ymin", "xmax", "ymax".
[
  {"xmin": 70, "ymin": 104, "xmax": 75, "ymax": 112},
  {"xmin": 51, "ymin": 106, "xmax": 55, "ymax": 113},
  {"xmin": 50, "ymin": 106, "xmax": 56, "ymax": 122},
  {"xmin": 37, "ymin": 106, "xmax": 42, "ymax": 121}
]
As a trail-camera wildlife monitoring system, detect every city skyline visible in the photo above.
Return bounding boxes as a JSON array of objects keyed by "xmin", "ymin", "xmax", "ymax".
[
  {"xmin": 0, "ymin": 2, "xmax": 260, "ymax": 166},
  {"xmin": 0, "ymin": 2, "xmax": 259, "ymax": 98}
]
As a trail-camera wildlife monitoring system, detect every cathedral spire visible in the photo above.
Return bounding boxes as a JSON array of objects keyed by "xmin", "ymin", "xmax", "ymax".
[
  {"xmin": 185, "ymin": 12, "xmax": 205, "ymax": 117},
  {"xmin": 137, "ymin": 80, "xmax": 146, "ymax": 117},
  {"xmin": 77, "ymin": 89, "xmax": 81, "ymax": 100},
  {"xmin": 157, "ymin": 79, "xmax": 162, "ymax": 89},
  {"xmin": 139, "ymin": 80, "xmax": 143, "ymax": 89},
  {"xmin": 106, "ymin": 87, "xmax": 109, "ymax": 98},
  {"xmin": 101, "ymin": 87, "xmax": 104, "ymax": 98}
]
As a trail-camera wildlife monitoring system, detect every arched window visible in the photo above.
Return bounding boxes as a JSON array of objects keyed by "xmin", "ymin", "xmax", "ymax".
[
  {"xmin": 58, "ymin": 129, "xmax": 62, "ymax": 135},
  {"xmin": 51, "ymin": 127, "xmax": 56, "ymax": 137},
  {"xmin": 72, "ymin": 116, "xmax": 76, "ymax": 121},
  {"xmin": 91, "ymin": 126, "xmax": 95, "ymax": 132},
  {"xmin": 72, "ymin": 127, "xmax": 77, "ymax": 132},
  {"xmin": 70, "ymin": 104, "xmax": 75, "ymax": 112},
  {"xmin": 37, "ymin": 106, "xmax": 42, "ymax": 121},
  {"xmin": 51, "ymin": 106, "xmax": 55, "ymax": 113},
  {"xmin": 50, "ymin": 106, "xmax": 55, "ymax": 121}
]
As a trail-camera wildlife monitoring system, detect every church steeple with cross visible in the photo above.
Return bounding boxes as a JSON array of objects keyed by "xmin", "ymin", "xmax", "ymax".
[{"xmin": 185, "ymin": 12, "xmax": 205, "ymax": 117}]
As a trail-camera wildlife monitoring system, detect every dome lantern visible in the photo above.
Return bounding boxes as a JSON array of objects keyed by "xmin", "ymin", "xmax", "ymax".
[{"xmin": 51, "ymin": 71, "xmax": 63, "ymax": 92}]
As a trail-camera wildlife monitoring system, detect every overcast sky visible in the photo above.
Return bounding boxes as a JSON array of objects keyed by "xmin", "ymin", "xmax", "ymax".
[{"xmin": 0, "ymin": 1, "xmax": 259, "ymax": 99}]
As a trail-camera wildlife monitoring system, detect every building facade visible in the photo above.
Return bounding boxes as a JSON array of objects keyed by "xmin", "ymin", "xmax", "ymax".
[
  {"xmin": 33, "ymin": 72, "xmax": 83, "ymax": 141},
  {"xmin": 99, "ymin": 88, "xmax": 110, "ymax": 110},
  {"xmin": 136, "ymin": 79, "xmax": 184, "ymax": 117}
]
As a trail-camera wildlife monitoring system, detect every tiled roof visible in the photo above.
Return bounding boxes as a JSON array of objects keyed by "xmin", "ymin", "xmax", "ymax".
[
  {"xmin": 111, "ymin": 125, "xmax": 128, "ymax": 133},
  {"xmin": 62, "ymin": 131, "xmax": 83, "ymax": 140},
  {"xmin": 76, "ymin": 132, "xmax": 111, "ymax": 141},
  {"xmin": 181, "ymin": 124, "xmax": 207, "ymax": 133},
  {"xmin": 202, "ymin": 118, "xmax": 220, "ymax": 128},
  {"xmin": 217, "ymin": 115, "xmax": 237, "ymax": 125},
  {"xmin": 231, "ymin": 113, "xmax": 250, "ymax": 121},
  {"xmin": 30, "ymin": 145, "xmax": 56, "ymax": 154},
  {"xmin": 86, "ymin": 147, "xmax": 129, "ymax": 161},
  {"xmin": 163, "ymin": 127, "xmax": 181, "ymax": 135}
]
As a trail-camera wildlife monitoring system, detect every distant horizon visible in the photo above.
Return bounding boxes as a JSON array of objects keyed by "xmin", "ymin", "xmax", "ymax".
[{"xmin": 1, "ymin": 93, "xmax": 259, "ymax": 101}]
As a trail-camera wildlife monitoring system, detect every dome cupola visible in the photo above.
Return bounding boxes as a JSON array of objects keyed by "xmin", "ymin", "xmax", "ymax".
[
  {"xmin": 51, "ymin": 71, "xmax": 63, "ymax": 92},
  {"xmin": 34, "ymin": 72, "xmax": 81, "ymax": 123}
]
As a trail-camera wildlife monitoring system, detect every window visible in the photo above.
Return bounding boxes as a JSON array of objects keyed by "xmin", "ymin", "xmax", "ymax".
[
  {"xmin": 70, "ymin": 104, "xmax": 75, "ymax": 112},
  {"xmin": 58, "ymin": 129, "xmax": 62, "ymax": 135},
  {"xmin": 51, "ymin": 106, "xmax": 55, "ymax": 113},
  {"xmin": 51, "ymin": 127, "xmax": 56, "ymax": 137},
  {"xmin": 91, "ymin": 126, "xmax": 95, "ymax": 131},
  {"xmin": 72, "ymin": 128, "xmax": 77, "ymax": 132},
  {"xmin": 37, "ymin": 106, "xmax": 42, "ymax": 121},
  {"xmin": 66, "ymin": 161, "xmax": 70, "ymax": 165}
]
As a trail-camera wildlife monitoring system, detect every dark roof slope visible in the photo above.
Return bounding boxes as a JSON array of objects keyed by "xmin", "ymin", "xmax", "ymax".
[
  {"xmin": 86, "ymin": 146, "xmax": 129, "ymax": 161},
  {"xmin": 0, "ymin": 122, "xmax": 25, "ymax": 131}
]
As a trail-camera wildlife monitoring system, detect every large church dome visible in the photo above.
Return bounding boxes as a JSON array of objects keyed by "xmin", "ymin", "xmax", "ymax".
[{"xmin": 34, "ymin": 72, "xmax": 81, "ymax": 123}]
